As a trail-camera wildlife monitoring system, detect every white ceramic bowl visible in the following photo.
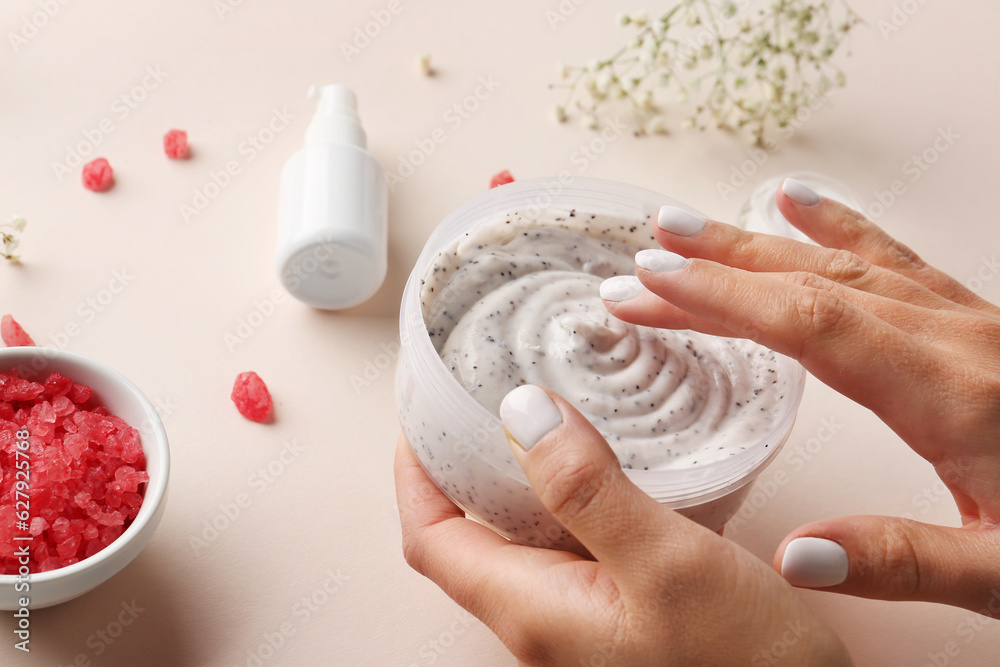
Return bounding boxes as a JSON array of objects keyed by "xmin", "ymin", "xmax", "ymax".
[{"xmin": 0, "ymin": 348, "xmax": 169, "ymax": 609}]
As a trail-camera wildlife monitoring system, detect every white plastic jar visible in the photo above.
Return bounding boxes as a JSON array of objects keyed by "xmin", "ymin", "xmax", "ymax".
[{"xmin": 396, "ymin": 177, "xmax": 806, "ymax": 549}]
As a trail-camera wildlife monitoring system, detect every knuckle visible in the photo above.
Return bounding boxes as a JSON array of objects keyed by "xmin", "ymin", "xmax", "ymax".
[
  {"xmin": 728, "ymin": 226, "xmax": 758, "ymax": 260},
  {"xmin": 822, "ymin": 248, "xmax": 872, "ymax": 284},
  {"xmin": 886, "ymin": 239, "xmax": 926, "ymax": 270},
  {"xmin": 533, "ymin": 449, "xmax": 614, "ymax": 524},
  {"xmin": 792, "ymin": 287, "xmax": 856, "ymax": 338},
  {"xmin": 870, "ymin": 520, "xmax": 923, "ymax": 599},
  {"xmin": 783, "ymin": 270, "xmax": 830, "ymax": 291},
  {"xmin": 400, "ymin": 527, "xmax": 428, "ymax": 575},
  {"xmin": 962, "ymin": 315, "xmax": 1000, "ymax": 344}
]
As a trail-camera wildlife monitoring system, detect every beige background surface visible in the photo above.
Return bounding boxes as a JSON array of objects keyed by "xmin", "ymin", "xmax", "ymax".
[{"xmin": 2, "ymin": 1, "xmax": 999, "ymax": 665}]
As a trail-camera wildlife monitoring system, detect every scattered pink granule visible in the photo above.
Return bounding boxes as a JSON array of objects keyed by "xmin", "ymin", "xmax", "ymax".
[
  {"xmin": 1, "ymin": 315, "xmax": 35, "ymax": 347},
  {"xmin": 489, "ymin": 170, "xmax": 515, "ymax": 189},
  {"xmin": 163, "ymin": 129, "xmax": 189, "ymax": 159},
  {"xmin": 82, "ymin": 158, "xmax": 115, "ymax": 192},
  {"xmin": 231, "ymin": 371, "xmax": 273, "ymax": 423},
  {"xmin": 0, "ymin": 368, "xmax": 148, "ymax": 574}
]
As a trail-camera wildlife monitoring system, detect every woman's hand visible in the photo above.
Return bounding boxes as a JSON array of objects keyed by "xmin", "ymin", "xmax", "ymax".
[
  {"xmin": 395, "ymin": 384, "xmax": 853, "ymax": 666},
  {"xmin": 602, "ymin": 178, "xmax": 1000, "ymax": 614}
]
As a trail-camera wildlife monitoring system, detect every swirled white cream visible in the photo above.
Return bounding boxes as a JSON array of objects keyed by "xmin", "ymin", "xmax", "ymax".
[{"xmin": 420, "ymin": 208, "xmax": 791, "ymax": 470}]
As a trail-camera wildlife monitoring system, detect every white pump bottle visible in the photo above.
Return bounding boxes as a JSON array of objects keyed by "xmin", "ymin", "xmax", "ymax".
[{"xmin": 275, "ymin": 84, "xmax": 388, "ymax": 309}]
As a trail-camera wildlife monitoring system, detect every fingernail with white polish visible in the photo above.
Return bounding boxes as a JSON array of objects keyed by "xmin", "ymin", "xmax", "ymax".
[
  {"xmin": 635, "ymin": 249, "xmax": 689, "ymax": 273},
  {"xmin": 781, "ymin": 537, "xmax": 849, "ymax": 588},
  {"xmin": 600, "ymin": 275, "xmax": 644, "ymax": 302},
  {"xmin": 500, "ymin": 385, "xmax": 563, "ymax": 451},
  {"xmin": 781, "ymin": 178, "xmax": 821, "ymax": 206},
  {"xmin": 657, "ymin": 205, "xmax": 706, "ymax": 236}
]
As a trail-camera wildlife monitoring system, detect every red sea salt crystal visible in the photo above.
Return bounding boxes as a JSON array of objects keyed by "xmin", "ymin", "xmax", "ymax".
[
  {"xmin": 0, "ymin": 369, "xmax": 148, "ymax": 573},
  {"xmin": 52, "ymin": 516, "xmax": 71, "ymax": 541},
  {"xmin": 56, "ymin": 533, "xmax": 82, "ymax": 560},
  {"xmin": 67, "ymin": 382, "xmax": 92, "ymax": 404},
  {"xmin": 231, "ymin": 371, "xmax": 273, "ymax": 423},
  {"xmin": 64, "ymin": 433, "xmax": 87, "ymax": 459},
  {"xmin": 29, "ymin": 517, "xmax": 49, "ymax": 536},
  {"xmin": 82, "ymin": 157, "xmax": 115, "ymax": 192},
  {"xmin": 489, "ymin": 170, "xmax": 515, "ymax": 188},
  {"xmin": 1, "ymin": 375, "xmax": 43, "ymax": 402},
  {"xmin": 52, "ymin": 395, "xmax": 75, "ymax": 417},
  {"xmin": 1, "ymin": 315, "xmax": 35, "ymax": 347},
  {"xmin": 163, "ymin": 129, "xmax": 189, "ymax": 159},
  {"xmin": 44, "ymin": 372, "xmax": 73, "ymax": 397}
]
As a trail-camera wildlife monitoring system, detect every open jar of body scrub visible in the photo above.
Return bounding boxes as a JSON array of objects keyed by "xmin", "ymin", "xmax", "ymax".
[{"xmin": 396, "ymin": 177, "xmax": 806, "ymax": 549}]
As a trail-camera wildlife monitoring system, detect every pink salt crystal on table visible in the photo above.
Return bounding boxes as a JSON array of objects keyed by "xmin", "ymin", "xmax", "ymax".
[
  {"xmin": 231, "ymin": 371, "xmax": 273, "ymax": 423},
  {"xmin": 0, "ymin": 369, "xmax": 148, "ymax": 574},
  {"xmin": 489, "ymin": 170, "xmax": 515, "ymax": 189},
  {"xmin": 82, "ymin": 157, "xmax": 115, "ymax": 192},
  {"xmin": 163, "ymin": 129, "xmax": 189, "ymax": 159},
  {"xmin": 1, "ymin": 314, "xmax": 35, "ymax": 347}
]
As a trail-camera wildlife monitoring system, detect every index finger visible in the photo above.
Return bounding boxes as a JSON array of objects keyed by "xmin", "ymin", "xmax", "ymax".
[
  {"xmin": 776, "ymin": 183, "xmax": 1000, "ymax": 317},
  {"xmin": 631, "ymin": 253, "xmax": 943, "ymax": 436}
]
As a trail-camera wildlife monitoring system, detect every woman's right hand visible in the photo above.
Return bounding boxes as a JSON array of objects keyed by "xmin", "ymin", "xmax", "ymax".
[{"xmin": 602, "ymin": 179, "xmax": 1000, "ymax": 615}]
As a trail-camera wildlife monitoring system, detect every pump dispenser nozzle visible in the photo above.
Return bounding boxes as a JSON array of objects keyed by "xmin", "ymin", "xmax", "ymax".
[{"xmin": 305, "ymin": 84, "xmax": 367, "ymax": 148}]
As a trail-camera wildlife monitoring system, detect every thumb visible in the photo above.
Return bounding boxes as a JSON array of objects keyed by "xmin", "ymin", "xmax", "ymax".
[
  {"xmin": 775, "ymin": 515, "xmax": 1000, "ymax": 615},
  {"xmin": 499, "ymin": 384, "xmax": 699, "ymax": 568}
]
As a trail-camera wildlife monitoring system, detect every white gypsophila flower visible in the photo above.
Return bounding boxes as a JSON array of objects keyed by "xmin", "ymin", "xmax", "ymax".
[
  {"xmin": 595, "ymin": 69, "xmax": 615, "ymax": 95},
  {"xmin": 417, "ymin": 53, "xmax": 433, "ymax": 76},
  {"xmin": 550, "ymin": 0, "xmax": 859, "ymax": 145},
  {"xmin": 553, "ymin": 105, "xmax": 568, "ymax": 123},
  {"xmin": 8, "ymin": 215, "xmax": 26, "ymax": 233},
  {"xmin": 582, "ymin": 112, "xmax": 600, "ymax": 130},
  {"xmin": 647, "ymin": 116, "xmax": 667, "ymax": 134},
  {"xmin": 555, "ymin": 62, "xmax": 570, "ymax": 79}
]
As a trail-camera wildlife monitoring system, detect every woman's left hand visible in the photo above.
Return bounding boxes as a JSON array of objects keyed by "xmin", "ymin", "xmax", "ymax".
[{"xmin": 395, "ymin": 384, "xmax": 853, "ymax": 666}]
